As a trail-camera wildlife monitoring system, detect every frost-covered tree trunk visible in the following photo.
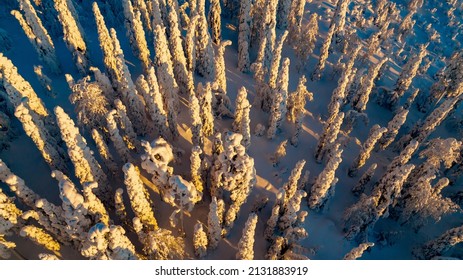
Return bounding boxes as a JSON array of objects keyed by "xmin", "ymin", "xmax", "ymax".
[
  {"xmin": 215, "ymin": 40, "xmax": 232, "ymax": 95},
  {"xmin": 208, "ymin": 196, "xmax": 222, "ymax": 249},
  {"xmin": 352, "ymin": 163, "xmax": 377, "ymax": 196},
  {"xmin": 14, "ymin": 101, "xmax": 66, "ymax": 172},
  {"xmin": 309, "ymin": 144, "xmax": 343, "ymax": 210},
  {"xmin": 195, "ymin": 7, "xmax": 216, "ymax": 78},
  {"xmin": 267, "ymin": 57, "xmax": 290, "ymax": 139},
  {"xmin": 54, "ymin": 0, "xmax": 88, "ymax": 74},
  {"xmin": 193, "ymin": 222, "xmax": 208, "ymax": 258},
  {"xmin": 54, "ymin": 107, "xmax": 110, "ymax": 203},
  {"xmin": 106, "ymin": 110, "xmax": 132, "ymax": 163},
  {"xmin": 343, "ymin": 242, "xmax": 374, "ymax": 260},
  {"xmin": 0, "ymin": 53, "xmax": 48, "ymax": 118},
  {"xmin": 348, "ymin": 125, "xmax": 387, "ymax": 177},
  {"xmin": 418, "ymin": 225, "xmax": 463, "ymax": 259},
  {"xmin": 153, "ymin": 24, "xmax": 180, "ymax": 139},
  {"xmin": 352, "ymin": 58, "xmax": 388, "ymax": 112},
  {"xmin": 12, "ymin": 0, "xmax": 60, "ymax": 73},
  {"xmin": 208, "ymin": 0, "xmax": 221, "ymax": 44},
  {"xmin": 123, "ymin": 163, "xmax": 158, "ymax": 231},
  {"xmin": 315, "ymin": 112, "xmax": 344, "ymax": 163},
  {"xmin": 122, "ymin": 0, "xmax": 151, "ymax": 73},
  {"xmin": 236, "ymin": 213, "xmax": 258, "ymax": 260},
  {"xmin": 238, "ymin": 0, "xmax": 252, "ymax": 72},
  {"xmin": 379, "ymin": 107, "xmax": 409, "ymax": 150}
]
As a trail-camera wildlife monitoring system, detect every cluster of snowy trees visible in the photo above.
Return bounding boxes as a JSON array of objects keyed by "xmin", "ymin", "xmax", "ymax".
[{"xmin": 1, "ymin": 0, "xmax": 463, "ymax": 260}]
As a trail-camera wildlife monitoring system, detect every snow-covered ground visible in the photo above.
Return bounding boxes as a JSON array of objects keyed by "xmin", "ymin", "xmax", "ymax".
[{"xmin": 1, "ymin": 0, "xmax": 463, "ymax": 260}]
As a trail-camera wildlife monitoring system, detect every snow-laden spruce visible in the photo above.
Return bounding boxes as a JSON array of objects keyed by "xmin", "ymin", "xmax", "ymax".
[
  {"xmin": 105, "ymin": 110, "xmax": 132, "ymax": 163},
  {"xmin": 348, "ymin": 125, "xmax": 387, "ymax": 177},
  {"xmin": 294, "ymin": 13, "xmax": 318, "ymax": 72},
  {"xmin": 195, "ymin": 5, "xmax": 215, "ymax": 78},
  {"xmin": 238, "ymin": 0, "xmax": 252, "ymax": 72},
  {"xmin": 309, "ymin": 144, "xmax": 343, "ymax": 210},
  {"xmin": 122, "ymin": 0, "xmax": 151, "ymax": 73},
  {"xmin": 378, "ymin": 107, "xmax": 409, "ymax": 150},
  {"xmin": 208, "ymin": 196, "xmax": 222, "ymax": 249},
  {"xmin": 236, "ymin": 213, "xmax": 258, "ymax": 260},
  {"xmin": 215, "ymin": 40, "xmax": 232, "ymax": 99},
  {"xmin": 193, "ymin": 222, "xmax": 208, "ymax": 258},
  {"xmin": 123, "ymin": 163, "xmax": 158, "ymax": 231},
  {"xmin": 208, "ymin": 0, "xmax": 221, "ymax": 44},
  {"xmin": 343, "ymin": 242, "xmax": 374, "ymax": 260},
  {"xmin": 352, "ymin": 163, "xmax": 377, "ymax": 196},
  {"xmin": 54, "ymin": 0, "xmax": 88, "ymax": 73},
  {"xmin": 267, "ymin": 57, "xmax": 290, "ymax": 139},
  {"xmin": 197, "ymin": 82, "xmax": 215, "ymax": 136},
  {"xmin": 417, "ymin": 224, "xmax": 463, "ymax": 259},
  {"xmin": 315, "ymin": 112, "xmax": 344, "ymax": 163},
  {"xmin": 12, "ymin": 0, "xmax": 60, "ymax": 73},
  {"xmin": 55, "ymin": 106, "xmax": 110, "ymax": 203}
]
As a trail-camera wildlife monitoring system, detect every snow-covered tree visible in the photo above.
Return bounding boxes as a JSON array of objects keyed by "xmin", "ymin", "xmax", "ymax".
[
  {"xmin": 264, "ymin": 195, "xmax": 281, "ymax": 240},
  {"xmin": 267, "ymin": 57, "xmax": 290, "ymax": 139},
  {"xmin": 311, "ymin": 17, "xmax": 335, "ymax": 81},
  {"xmin": 114, "ymin": 188, "xmax": 127, "ymax": 225},
  {"xmin": 214, "ymin": 40, "xmax": 232, "ymax": 95},
  {"xmin": 14, "ymin": 100, "xmax": 66, "ymax": 172},
  {"xmin": 240, "ymin": 98, "xmax": 251, "ymax": 148},
  {"xmin": 271, "ymin": 139, "xmax": 288, "ymax": 167},
  {"xmin": 343, "ymin": 242, "xmax": 374, "ymax": 260},
  {"xmin": 211, "ymin": 133, "xmax": 256, "ymax": 233},
  {"xmin": 207, "ymin": 196, "xmax": 222, "ymax": 249},
  {"xmin": 123, "ymin": 163, "xmax": 158, "ymax": 231},
  {"xmin": 189, "ymin": 94, "xmax": 204, "ymax": 151},
  {"xmin": 106, "ymin": 110, "xmax": 132, "ymax": 163},
  {"xmin": 185, "ymin": 14, "xmax": 199, "ymax": 73},
  {"xmin": 315, "ymin": 112, "xmax": 344, "ymax": 163},
  {"xmin": 233, "ymin": 87, "xmax": 248, "ymax": 132},
  {"xmin": 287, "ymin": 75, "xmax": 313, "ymax": 123},
  {"xmin": 67, "ymin": 75, "xmax": 111, "ymax": 132},
  {"xmin": 282, "ymin": 160, "xmax": 306, "ymax": 211},
  {"xmin": 12, "ymin": 0, "xmax": 60, "ymax": 73},
  {"xmin": 54, "ymin": 0, "xmax": 88, "ymax": 73},
  {"xmin": 352, "ymin": 163, "xmax": 377, "ymax": 196},
  {"xmin": 167, "ymin": 5, "xmax": 192, "ymax": 97},
  {"xmin": 122, "ymin": 0, "xmax": 151, "ymax": 73},
  {"xmin": 197, "ymin": 82, "xmax": 214, "ymax": 136},
  {"xmin": 20, "ymin": 225, "xmax": 60, "ymax": 253},
  {"xmin": 238, "ymin": 0, "xmax": 252, "ymax": 72},
  {"xmin": 417, "ymin": 225, "xmax": 463, "ymax": 259},
  {"xmin": 0, "ymin": 53, "xmax": 48, "ymax": 118},
  {"xmin": 236, "ymin": 213, "xmax": 258, "ymax": 260},
  {"xmin": 208, "ymin": 0, "xmax": 221, "ymax": 44},
  {"xmin": 153, "ymin": 24, "xmax": 180, "ymax": 139},
  {"xmin": 276, "ymin": 0, "xmax": 291, "ymax": 29},
  {"xmin": 294, "ymin": 13, "xmax": 318, "ymax": 72},
  {"xmin": 54, "ymin": 106, "xmax": 110, "ymax": 203},
  {"xmin": 287, "ymin": 0, "xmax": 306, "ymax": 41},
  {"xmin": 195, "ymin": 7, "xmax": 215, "ymax": 78},
  {"xmin": 343, "ymin": 164, "xmax": 415, "ymax": 241},
  {"xmin": 348, "ymin": 125, "xmax": 388, "ymax": 177},
  {"xmin": 265, "ymin": 31, "xmax": 289, "ymax": 112},
  {"xmin": 190, "ymin": 146, "xmax": 203, "ymax": 195},
  {"xmin": 114, "ymin": 99, "xmax": 139, "ymax": 152},
  {"xmin": 379, "ymin": 107, "xmax": 409, "ymax": 150},
  {"xmin": 352, "ymin": 58, "xmax": 388, "ymax": 112},
  {"xmin": 309, "ymin": 144, "xmax": 343, "ymax": 210},
  {"xmin": 193, "ymin": 222, "xmax": 208, "ymax": 258},
  {"xmin": 388, "ymin": 44, "xmax": 427, "ymax": 107},
  {"xmin": 135, "ymin": 70, "xmax": 169, "ymax": 137}
]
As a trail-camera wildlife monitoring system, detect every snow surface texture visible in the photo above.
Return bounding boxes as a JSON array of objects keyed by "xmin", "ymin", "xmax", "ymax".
[{"xmin": 1, "ymin": 0, "xmax": 463, "ymax": 260}]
